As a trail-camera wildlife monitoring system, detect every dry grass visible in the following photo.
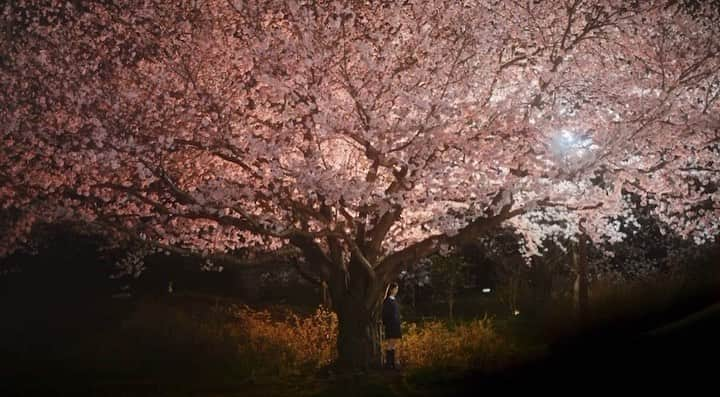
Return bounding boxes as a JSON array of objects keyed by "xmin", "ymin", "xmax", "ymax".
[
  {"xmin": 28, "ymin": 296, "xmax": 513, "ymax": 384},
  {"xmin": 225, "ymin": 304, "xmax": 338, "ymax": 374},
  {"xmin": 203, "ymin": 303, "xmax": 510, "ymax": 373},
  {"xmin": 400, "ymin": 317, "xmax": 509, "ymax": 371}
]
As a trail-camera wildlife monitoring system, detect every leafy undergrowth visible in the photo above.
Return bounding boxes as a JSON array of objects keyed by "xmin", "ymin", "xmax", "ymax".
[
  {"xmin": 401, "ymin": 317, "xmax": 513, "ymax": 371},
  {"xmin": 1, "ymin": 295, "xmax": 523, "ymax": 396},
  {"xmin": 5, "ymin": 285, "xmax": 720, "ymax": 396}
]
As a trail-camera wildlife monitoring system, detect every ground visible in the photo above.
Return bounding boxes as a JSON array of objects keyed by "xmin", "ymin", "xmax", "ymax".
[{"xmin": 2, "ymin": 288, "xmax": 720, "ymax": 396}]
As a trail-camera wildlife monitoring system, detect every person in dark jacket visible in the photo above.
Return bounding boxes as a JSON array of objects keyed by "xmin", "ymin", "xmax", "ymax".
[{"xmin": 382, "ymin": 282, "xmax": 401, "ymax": 369}]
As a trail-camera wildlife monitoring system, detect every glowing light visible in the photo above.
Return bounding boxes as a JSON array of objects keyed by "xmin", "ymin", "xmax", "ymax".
[
  {"xmin": 550, "ymin": 129, "xmax": 597, "ymax": 162},
  {"xmin": 482, "ymin": 288, "xmax": 492, "ymax": 293},
  {"xmin": 561, "ymin": 129, "xmax": 576, "ymax": 144}
]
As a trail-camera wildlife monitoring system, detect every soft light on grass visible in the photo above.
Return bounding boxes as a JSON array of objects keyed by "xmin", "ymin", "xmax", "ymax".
[
  {"xmin": 226, "ymin": 304, "xmax": 338, "ymax": 374},
  {"xmin": 400, "ymin": 317, "xmax": 509, "ymax": 371},
  {"xmin": 222, "ymin": 303, "xmax": 512, "ymax": 374},
  {"xmin": 81, "ymin": 298, "xmax": 514, "ymax": 381}
]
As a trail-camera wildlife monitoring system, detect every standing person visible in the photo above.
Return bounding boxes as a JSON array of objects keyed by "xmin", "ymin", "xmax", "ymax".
[{"xmin": 382, "ymin": 282, "xmax": 402, "ymax": 369}]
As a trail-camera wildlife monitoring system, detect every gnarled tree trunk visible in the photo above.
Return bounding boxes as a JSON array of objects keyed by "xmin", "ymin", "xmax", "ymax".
[
  {"xmin": 290, "ymin": 203, "xmax": 519, "ymax": 371},
  {"xmin": 327, "ymin": 256, "xmax": 386, "ymax": 371},
  {"xmin": 334, "ymin": 293, "xmax": 383, "ymax": 370}
]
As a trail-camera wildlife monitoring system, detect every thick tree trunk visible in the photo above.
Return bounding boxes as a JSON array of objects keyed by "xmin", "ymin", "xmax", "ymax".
[
  {"xmin": 327, "ymin": 258, "xmax": 386, "ymax": 371},
  {"xmin": 290, "ymin": 237, "xmax": 389, "ymax": 371},
  {"xmin": 334, "ymin": 296, "xmax": 383, "ymax": 370}
]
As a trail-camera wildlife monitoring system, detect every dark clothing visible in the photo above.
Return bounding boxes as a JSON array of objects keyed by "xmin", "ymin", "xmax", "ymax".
[
  {"xmin": 385, "ymin": 349, "xmax": 396, "ymax": 369},
  {"xmin": 382, "ymin": 296, "xmax": 402, "ymax": 339}
]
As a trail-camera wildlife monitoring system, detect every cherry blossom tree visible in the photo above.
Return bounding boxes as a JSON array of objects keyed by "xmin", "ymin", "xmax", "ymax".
[{"xmin": 2, "ymin": 0, "xmax": 719, "ymax": 369}]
